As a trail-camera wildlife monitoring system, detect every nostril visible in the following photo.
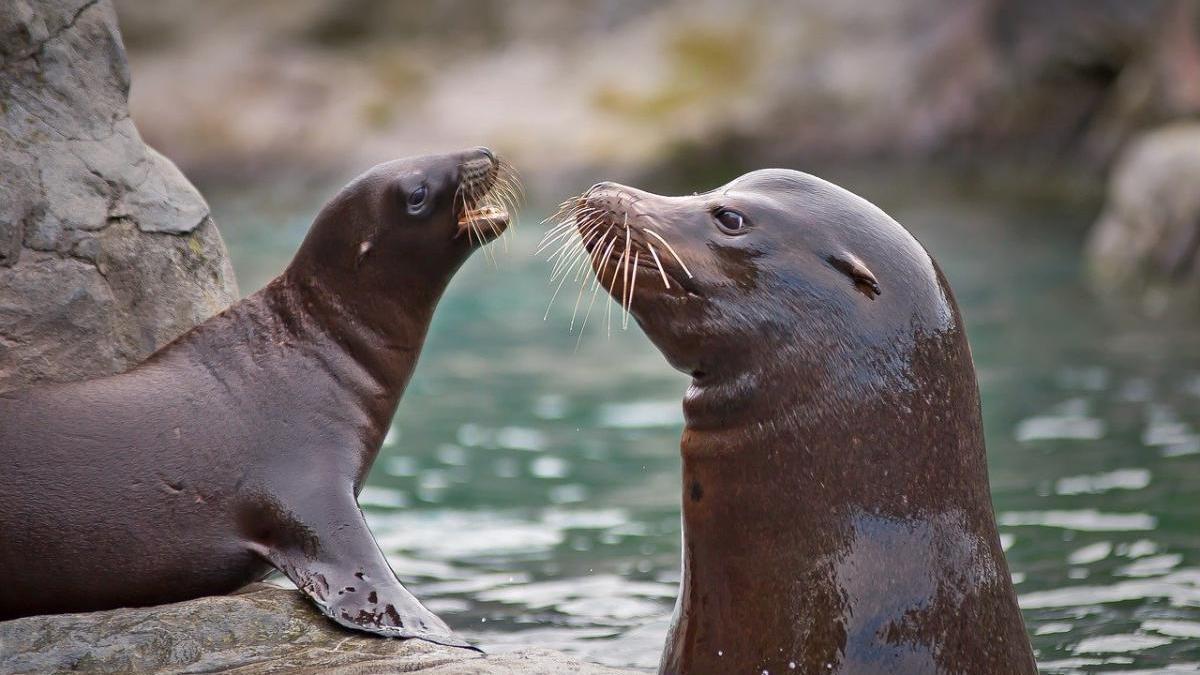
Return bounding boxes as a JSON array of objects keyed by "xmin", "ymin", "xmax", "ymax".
[{"xmin": 477, "ymin": 147, "xmax": 495, "ymax": 164}]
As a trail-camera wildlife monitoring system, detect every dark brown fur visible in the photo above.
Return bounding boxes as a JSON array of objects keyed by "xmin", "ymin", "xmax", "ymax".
[
  {"xmin": 571, "ymin": 170, "xmax": 1036, "ymax": 674},
  {"xmin": 0, "ymin": 148, "xmax": 512, "ymax": 649}
]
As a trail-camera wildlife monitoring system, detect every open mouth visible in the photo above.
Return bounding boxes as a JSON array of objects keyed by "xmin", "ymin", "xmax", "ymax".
[
  {"xmin": 458, "ymin": 203, "xmax": 509, "ymax": 232},
  {"xmin": 456, "ymin": 154, "xmax": 520, "ymax": 245}
]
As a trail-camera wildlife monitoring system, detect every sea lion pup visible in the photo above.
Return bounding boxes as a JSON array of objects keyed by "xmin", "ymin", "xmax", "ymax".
[
  {"xmin": 546, "ymin": 170, "xmax": 1036, "ymax": 674},
  {"xmin": 0, "ymin": 148, "xmax": 519, "ymax": 649}
]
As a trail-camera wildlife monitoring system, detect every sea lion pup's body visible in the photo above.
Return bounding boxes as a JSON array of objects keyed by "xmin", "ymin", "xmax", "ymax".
[
  {"xmin": 0, "ymin": 148, "xmax": 517, "ymax": 648},
  {"xmin": 557, "ymin": 170, "xmax": 1035, "ymax": 674}
]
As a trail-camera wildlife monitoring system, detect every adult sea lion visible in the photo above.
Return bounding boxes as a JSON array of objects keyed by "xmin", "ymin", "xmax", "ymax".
[
  {"xmin": 0, "ymin": 148, "xmax": 518, "ymax": 649},
  {"xmin": 545, "ymin": 170, "xmax": 1036, "ymax": 674}
]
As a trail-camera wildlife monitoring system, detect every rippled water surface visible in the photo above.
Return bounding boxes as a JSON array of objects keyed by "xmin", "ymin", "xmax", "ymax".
[{"xmin": 211, "ymin": 173, "xmax": 1200, "ymax": 672}]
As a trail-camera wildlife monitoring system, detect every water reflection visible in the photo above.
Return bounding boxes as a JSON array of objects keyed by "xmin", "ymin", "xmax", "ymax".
[{"xmin": 211, "ymin": 175, "xmax": 1200, "ymax": 672}]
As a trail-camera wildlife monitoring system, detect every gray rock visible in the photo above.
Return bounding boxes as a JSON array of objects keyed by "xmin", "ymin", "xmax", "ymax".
[
  {"xmin": 0, "ymin": 0, "xmax": 238, "ymax": 391},
  {"xmin": 1086, "ymin": 123, "xmax": 1200, "ymax": 312},
  {"xmin": 0, "ymin": 585, "xmax": 640, "ymax": 675}
]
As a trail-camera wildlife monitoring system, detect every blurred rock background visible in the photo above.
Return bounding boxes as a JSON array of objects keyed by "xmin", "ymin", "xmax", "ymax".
[
  {"xmin": 108, "ymin": 0, "xmax": 1200, "ymax": 306},
  {"xmin": 111, "ymin": 0, "xmax": 1196, "ymax": 178}
]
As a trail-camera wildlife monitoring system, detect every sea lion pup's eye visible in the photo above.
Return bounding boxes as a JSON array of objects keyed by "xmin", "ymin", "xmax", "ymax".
[
  {"xmin": 407, "ymin": 185, "xmax": 429, "ymax": 212},
  {"xmin": 714, "ymin": 209, "xmax": 749, "ymax": 234}
]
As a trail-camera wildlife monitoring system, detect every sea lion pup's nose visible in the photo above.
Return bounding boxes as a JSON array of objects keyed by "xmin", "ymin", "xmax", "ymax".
[
  {"xmin": 475, "ymin": 146, "xmax": 496, "ymax": 165},
  {"xmin": 587, "ymin": 181, "xmax": 617, "ymax": 196}
]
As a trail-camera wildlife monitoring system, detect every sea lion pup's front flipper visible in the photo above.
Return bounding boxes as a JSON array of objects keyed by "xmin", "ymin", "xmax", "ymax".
[{"xmin": 245, "ymin": 492, "xmax": 478, "ymax": 651}]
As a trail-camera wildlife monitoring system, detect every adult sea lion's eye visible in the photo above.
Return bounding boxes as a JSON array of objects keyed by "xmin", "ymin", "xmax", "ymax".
[
  {"xmin": 714, "ymin": 209, "xmax": 748, "ymax": 234},
  {"xmin": 407, "ymin": 185, "xmax": 428, "ymax": 209}
]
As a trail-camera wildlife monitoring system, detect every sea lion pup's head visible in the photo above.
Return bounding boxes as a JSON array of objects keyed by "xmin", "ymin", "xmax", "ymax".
[
  {"xmin": 289, "ymin": 147, "xmax": 519, "ymax": 300},
  {"xmin": 571, "ymin": 169, "xmax": 953, "ymax": 408}
]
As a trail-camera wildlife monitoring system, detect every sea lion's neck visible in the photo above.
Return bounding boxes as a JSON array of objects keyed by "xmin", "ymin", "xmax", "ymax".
[
  {"xmin": 159, "ymin": 273, "xmax": 444, "ymax": 463},
  {"xmin": 666, "ymin": 330, "xmax": 1028, "ymax": 673},
  {"xmin": 271, "ymin": 271, "xmax": 446, "ymax": 426},
  {"xmin": 279, "ymin": 269, "xmax": 444, "ymax": 386}
]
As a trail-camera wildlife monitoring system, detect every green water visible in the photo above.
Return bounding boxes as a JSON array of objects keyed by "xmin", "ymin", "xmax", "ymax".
[{"xmin": 210, "ymin": 172, "xmax": 1200, "ymax": 672}]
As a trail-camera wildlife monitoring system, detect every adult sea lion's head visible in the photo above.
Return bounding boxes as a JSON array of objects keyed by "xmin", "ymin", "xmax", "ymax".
[
  {"xmin": 562, "ymin": 169, "xmax": 955, "ymax": 404},
  {"xmin": 555, "ymin": 172, "xmax": 1034, "ymax": 675},
  {"xmin": 290, "ymin": 147, "xmax": 519, "ymax": 299}
]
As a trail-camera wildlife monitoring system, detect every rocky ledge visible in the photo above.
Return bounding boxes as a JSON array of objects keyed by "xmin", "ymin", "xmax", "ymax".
[{"xmin": 0, "ymin": 585, "xmax": 641, "ymax": 674}]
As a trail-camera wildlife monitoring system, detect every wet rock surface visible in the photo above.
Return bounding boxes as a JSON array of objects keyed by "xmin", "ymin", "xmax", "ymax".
[
  {"xmin": 0, "ymin": 0, "xmax": 238, "ymax": 392},
  {"xmin": 1086, "ymin": 123, "xmax": 1200, "ymax": 311},
  {"xmin": 0, "ymin": 585, "xmax": 640, "ymax": 674}
]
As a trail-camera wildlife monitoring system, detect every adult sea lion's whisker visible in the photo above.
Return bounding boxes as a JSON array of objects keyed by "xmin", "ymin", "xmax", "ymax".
[
  {"xmin": 643, "ymin": 228, "xmax": 694, "ymax": 279},
  {"xmin": 543, "ymin": 201, "xmax": 587, "ymax": 228},
  {"xmin": 538, "ymin": 210, "xmax": 594, "ymax": 253},
  {"xmin": 570, "ymin": 232, "xmax": 612, "ymax": 332},
  {"xmin": 549, "ymin": 234, "xmax": 592, "ymax": 282},
  {"xmin": 550, "ymin": 238, "xmax": 599, "ymax": 311},
  {"xmin": 576, "ymin": 225, "xmax": 614, "ymax": 283},
  {"xmin": 540, "ymin": 223, "xmax": 585, "ymax": 257},
  {"xmin": 552, "ymin": 223, "xmax": 602, "ymax": 280},
  {"xmin": 545, "ymin": 258, "xmax": 579, "ymax": 320},
  {"xmin": 606, "ymin": 243, "xmax": 627, "ymax": 337},
  {"xmin": 545, "ymin": 219, "xmax": 596, "ymax": 267},
  {"xmin": 625, "ymin": 250, "xmax": 640, "ymax": 330},
  {"xmin": 648, "ymin": 243, "xmax": 671, "ymax": 289},
  {"xmin": 621, "ymin": 215, "xmax": 632, "ymax": 330},
  {"xmin": 541, "ymin": 199, "xmax": 579, "ymax": 228},
  {"xmin": 575, "ymin": 275, "xmax": 604, "ymax": 346}
]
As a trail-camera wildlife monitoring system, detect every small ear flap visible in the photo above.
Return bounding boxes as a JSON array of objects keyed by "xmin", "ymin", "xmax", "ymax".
[
  {"xmin": 827, "ymin": 253, "xmax": 881, "ymax": 299},
  {"xmin": 356, "ymin": 240, "xmax": 373, "ymax": 266}
]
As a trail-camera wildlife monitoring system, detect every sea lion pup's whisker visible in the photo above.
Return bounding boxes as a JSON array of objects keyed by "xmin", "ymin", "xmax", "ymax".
[
  {"xmin": 495, "ymin": 182, "xmax": 520, "ymax": 237},
  {"xmin": 647, "ymin": 243, "xmax": 671, "ymax": 289},
  {"xmin": 496, "ymin": 157, "xmax": 523, "ymax": 198},
  {"xmin": 499, "ymin": 172, "xmax": 524, "ymax": 207},
  {"xmin": 457, "ymin": 191, "xmax": 474, "ymax": 246},
  {"xmin": 470, "ymin": 184, "xmax": 500, "ymax": 267},
  {"xmin": 643, "ymin": 228, "xmax": 694, "ymax": 279}
]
